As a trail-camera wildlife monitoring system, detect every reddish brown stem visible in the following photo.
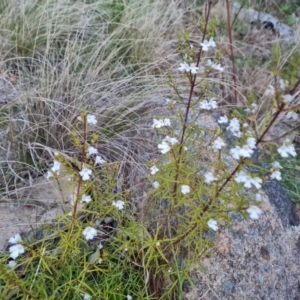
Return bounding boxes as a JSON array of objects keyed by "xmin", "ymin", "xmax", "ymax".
[{"xmin": 226, "ymin": 0, "xmax": 238, "ymax": 105}]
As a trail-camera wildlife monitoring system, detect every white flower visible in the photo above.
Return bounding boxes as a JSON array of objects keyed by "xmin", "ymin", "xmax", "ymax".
[
  {"xmin": 88, "ymin": 146, "xmax": 98, "ymax": 155},
  {"xmin": 181, "ymin": 185, "xmax": 190, "ymax": 194},
  {"xmin": 178, "ymin": 62, "xmax": 190, "ymax": 72},
  {"xmin": 95, "ymin": 155, "xmax": 106, "ymax": 165},
  {"xmin": 282, "ymin": 94, "xmax": 294, "ymax": 103},
  {"xmin": 270, "ymin": 170, "xmax": 282, "ymax": 181},
  {"xmin": 212, "ymin": 137, "xmax": 226, "ymax": 150},
  {"xmin": 227, "ymin": 118, "xmax": 241, "ymax": 137},
  {"xmin": 189, "ymin": 63, "xmax": 199, "ymax": 74},
  {"xmin": 8, "ymin": 260, "xmax": 17, "ymax": 268},
  {"xmin": 87, "ymin": 114, "xmax": 97, "ymax": 125},
  {"xmin": 207, "ymin": 219, "xmax": 218, "ymax": 231},
  {"xmin": 150, "ymin": 166, "xmax": 159, "ymax": 175},
  {"xmin": 279, "ymin": 79, "xmax": 288, "ymax": 90},
  {"xmin": 165, "ymin": 98, "xmax": 175, "ymax": 105},
  {"xmin": 46, "ymin": 171, "xmax": 53, "ymax": 179},
  {"xmin": 83, "ymin": 295, "xmax": 91, "ymax": 300},
  {"xmin": 234, "ymin": 171, "xmax": 262, "ymax": 189},
  {"xmin": 277, "ymin": 139, "xmax": 297, "ymax": 158},
  {"xmin": 158, "ymin": 136, "xmax": 179, "ymax": 154},
  {"xmin": 204, "ymin": 172, "xmax": 215, "ymax": 184},
  {"xmin": 81, "ymin": 194, "xmax": 92, "ymax": 203},
  {"xmin": 245, "ymin": 103, "xmax": 258, "ymax": 114},
  {"xmin": 98, "ymin": 242, "xmax": 103, "ymax": 249},
  {"xmin": 9, "ymin": 234, "xmax": 22, "ymax": 244},
  {"xmin": 126, "ymin": 296, "xmax": 132, "ymax": 300},
  {"xmin": 247, "ymin": 205, "xmax": 263, "ymax": 220},
  {"xmin": 285, "ymin": 111, "xmax": 298, "ymax": 121},
  {"xmin": 112, "ymin": 200, "xmax": 125, "ymax": 210},
  {"xmin": 178, "ymin": 62, "xmax": 198, "ymax": 74},
  {"xmin": 158, "ymin": 141, "xmax": 171, "ymax": 154},
  {"xmin": 264, "ymin": 85, "xmax": 275, "ymax": 96},
  {"xmin": 230, "ymin": 146, "xmax": 242, "ymax": 160},
  {"xmin": 272, "ymin": 161, "xmax": 282, "ymax": 169},
  {"xmin": 153, "ymin": 181, "xmax": 160, "ymax": 189},
  {"xmin": 200, "ymin": 37, "xmax": 216, "ymax": 51},
  {"xmin": 82, "ymin": 293, "xmax": 92, "ymax": 300},
  {"xmin": 9, "ymin": 244, "xmax": 25, "ymax": 259},
  {"xmin": 230, "ymin": 137, "xmax": 256, "ymax": 159},
  {"xmin": 79, "ymin": 167, "xmax": 93, "ymax": 181},
  {"xmin": 51, "ymin": 160, "xmax": 61, "ymax": 173},
  {"xmin": 206, "ymin": 59, "xmax": 224, "ymax": 72},
  {"xmin": 163, "ymin": 136, "xmax": 179, "ymax": 145},
  {"xmin": 199, "ymin": 98, "xmax": 218, "ymax": 110},
  {"xmin": 218, "ymin": 115, "xmax": 228, "ymax": 124},
  {"xmin": 246, "ymin": 137, "xmax": 256, "ymax": 149},
  {"xmin": 82, "ymin": 227, "xmax": 97, "ymax": 241},
  {"xmin": 152, "ymin": 118, "xmax": 171, "ymax": 129}
]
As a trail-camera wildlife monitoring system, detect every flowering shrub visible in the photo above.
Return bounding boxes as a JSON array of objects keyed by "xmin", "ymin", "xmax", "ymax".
[{"xmin": 0, "ymin": 3, "xmax": 299, "ymax": 300}]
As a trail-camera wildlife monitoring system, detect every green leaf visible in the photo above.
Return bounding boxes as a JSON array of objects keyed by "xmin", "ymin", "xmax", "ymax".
[{"xmin": 287, "ymin": 15, "xmax": 297, "ymax": 25}]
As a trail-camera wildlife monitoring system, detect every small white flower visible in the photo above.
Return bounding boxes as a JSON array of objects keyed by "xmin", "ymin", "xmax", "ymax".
[
  {"xmin": 206, "ymin": 59, "xmax": 224, "ymax": 72},
  {"xmin": 81, "ymin": 194, "xmax": 92, "ymax": 203},
  {"xmin": 9, "ymin": 234, "xmax": 22, "ymax": 244},
  {"xmin": 282, "ymin": 94, "xmax": 294, "ymax": 103},
  {"xmin": 264, "ymin": 85, "xmax": 275, "ymax": 96},
  {"xmin": 82, "ymin": 293, "xmax": 92, "ymax": 300},
  {"xmin": 246, "ymin": 137, "xmax": 256, "ymax": 149},
  {"xmin": 199, "ymin": 99, "xmax": 218, "ymax": 110},
  {"xmin": 227, "ymin": 118, "xmax": 241, "ymax": 137},
  {"xmin": 158, "ymin": 141, "xmax": 171, "ymax": 154},
  {"xmin": 46, "ymin": 171, "xmax": 53, "ymax": 179},
  {"xmin": 245, "ymin": 103, "xmax": 258, "ymax": 114},
  {"xmin": 9, "ymin": 244, "xmax": 25, "ymax": 259},
  {"xmin": 189, "ymin": 63, "xmax": 199, "ymax": 74},
  {"xmin": 150, "ymin": 166, "xmax": 159, "ymax": 175},
  {"xmin": 126, "ymin": 296, "xmax": 132, "ymax": 300},
  {"xmin": 248, "ymin": 177, "xmax": 263, "ymax": 189},
  {"xmin": 218, "ymin": 115, "xmax": 228, "ymax": 124},
  {"xmin": 87, "ymin": 114, "xmax": 97, "ymax": 125},
  {"xmin": 98, "ymin": 242, "xmax": 103, "ymax": 249},
  {"xmin": 82, "ymin": 227, "xmax": 97, "ymax": 241},
  {"xmin": 200, "ymin": 37, "xmax": 216, "ymax": 51},
  {"xmin": 152, "ymin": 118, "xmax": 171, "ymax": 129},
  {"xmin": 178, "ymin": 62, "xmax": 190, "ymax": 72},
  {"xmin": 279, "ymin": 79, "xmax": 288, "ymax": 90},
  {"xmin": 234, "ymin": 171, "xmax": 262, "ymax": 189},
  {"xmin": 212, "ymin": 137, "xmax": 226, "ymax": 150},
  {"xmin": 247, "ymin": 205, "xmax": 263, "ymax": 220},
  {"xmin": 8, "ymin": 260, "xmax": 17, "ymax": 268},
  {"xmin": 79, "ymin": 167, "xmax": 93, "ymax": 181},
  {"xmin": 285, "ymin": 111, "xmax": 298, "ymax": 121},
  {"xmin": 230, "ymin": 146, "xmax": 242, "ymax": 160},
  {"xmin": 207, "ymin": 219, "xmax": 218, "ymax": 231},
  {"xmin": 270, "ymin": 170, "xmax": 282, "ymax": 181},
  {"xmin": 272, "ymin": 161, "xmax": 282, "ymax": 169},
  {"xmin": 204, "ymin": 172, "xmax": 215, "ymax": 184},
  {"xmin": 277, "ymin": 139, "xmax": 297, "ymax": 158},
  {"xmin": 112, "ymin": 200, "xmax": 125, "ymax": 210},
  {"xmin": 51, "ymin": 160, "xmax": 61, "ymax": 173},
  {"xmin": 163, "ymin": 136, "xmax": 179, "ymax": 145},
  {"xmin": 88, "ymin": 146, "xmax": 98, "ymax": 155},
  {"xmin": 95, "ymin": 155, "xmax": 106, "ymax": 165},
  {"xmin": 153, "ymin": 181, "xmax": 160, "ymax": 189},
  {"xmin": 181, "ymin": 185, "xmax": 190, "ymax": 194},
  {"xmin": 165, "ymin": 98, "xmax": 175, "ymax": 105}
]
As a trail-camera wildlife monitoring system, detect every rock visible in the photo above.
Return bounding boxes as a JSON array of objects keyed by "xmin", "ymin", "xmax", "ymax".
[{"xmin": 185, "ymin": 199, "xmax": 300, "ymax": 299}]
